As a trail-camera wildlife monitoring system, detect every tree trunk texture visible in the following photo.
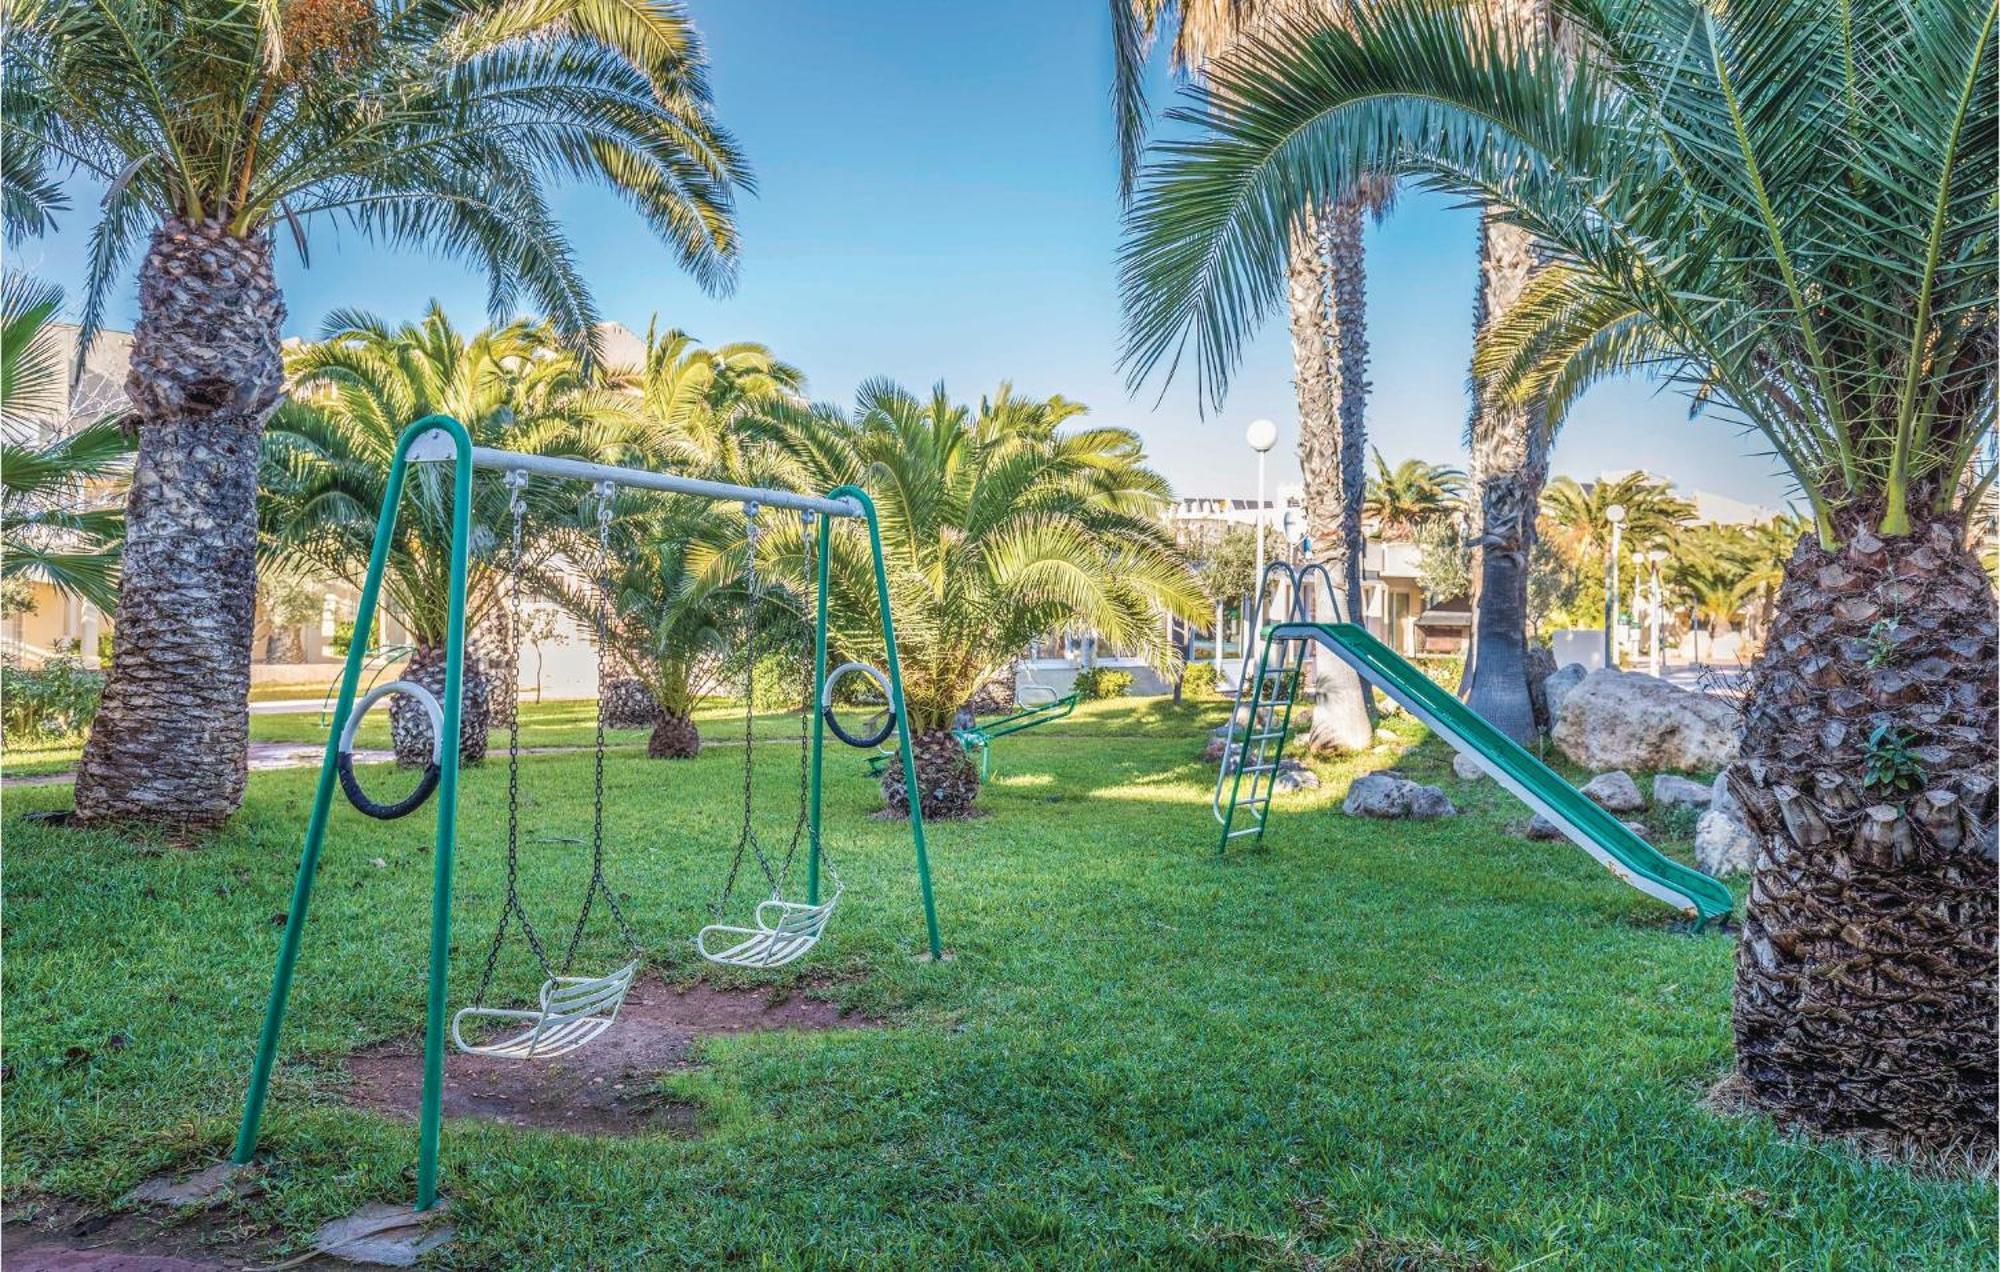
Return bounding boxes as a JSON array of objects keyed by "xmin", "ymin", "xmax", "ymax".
[
  {"xmin": 1292, "ymin": 202, "xmax": 1374, "ymax": 755},
  {"xmin": 73, "ymin": 219, "xmax": 285, "ymax": 827},
  {"xmin": 394, "ymin": 643, "xmax": 490, "ymax": 767},
  {"xmin": 471, "ymin": 609, "xmax": 518, "ymax": 731},
  {"xmin": 881, "ymin": 729, "xmax": 980, "ymax": 821},
  {"xmin": 1731, "ymin": 519, "xmax": 1996, "ymax": 1157},
  {"xmin": 1460, "ymin": 210, "xmax": 1549, "ymax": 745},
  {"xmin": 647, "ymin": 711, "xmax": 702, "ymax": 759}
]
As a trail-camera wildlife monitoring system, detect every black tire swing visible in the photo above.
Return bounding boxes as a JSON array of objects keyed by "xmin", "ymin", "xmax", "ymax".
[
  {"xmin": 821, "ymin": 661, "xmax": 896, "ymax": 749},
  {"xmin": 336, "ymin": 680, "xmax": 444, "ymax": 820}
]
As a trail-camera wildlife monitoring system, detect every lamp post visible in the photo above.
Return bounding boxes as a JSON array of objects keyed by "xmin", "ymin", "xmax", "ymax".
[
  {"xmin": 1246, "ymin": 418, "xmax": 1279, "ymax": 636},
  {"xmin": 1603, "ymin": 502, "xmax": 1626, "ymax": 668},
  {"xmin": 1646, "ymin": 546, "xmax": 1668, "ymax": 676}
]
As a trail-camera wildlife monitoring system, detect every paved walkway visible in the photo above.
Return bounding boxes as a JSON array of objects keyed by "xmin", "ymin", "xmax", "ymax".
[{"xmin": 2, "ymin": 741, "xmax": 398, "ymax": 788}]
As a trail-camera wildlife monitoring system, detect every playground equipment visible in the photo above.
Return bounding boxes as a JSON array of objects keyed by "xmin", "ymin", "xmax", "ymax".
[
  {"xmin": 1211, "ymin": 604, "xmax": 1733, "ymax": 925},
  {"xmin": 1212, "ymin": 561, "xmax": 1339, "ymax": 846},
  {"xmin": 451, "ymin": 474, "xmax": 643, "ymax": 1057},
  {"xmin": 696, "ymin": 507, "xmax": 845, "ymax": 969},
  {"xmin": 865, "ymin": 669, "xmax": 1080, "ymax": 780},
  {"xmin": 232, "ymin": 416, "xmax": 942, "ymax": 1213}
]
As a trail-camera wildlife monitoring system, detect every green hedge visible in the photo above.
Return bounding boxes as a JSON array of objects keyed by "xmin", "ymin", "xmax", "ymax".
[
  {"xmin": 1072, "ymin": 667, "xmax": 1134, "ymax": 700},
  {"xmin": 2, "ymin": 657, "xmax": 105, "ymax": 742},
  {"xmin": 1180, "ymin": 663, "xmax": 1220, "ymax": 698}
]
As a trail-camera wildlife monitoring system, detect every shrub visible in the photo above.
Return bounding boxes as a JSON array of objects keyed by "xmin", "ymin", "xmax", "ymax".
[
  {"xmin": 330, "ymin": 619, "xmax": 356, "ymax": 656},
  {"xmin": 1073, "ymin": 667, "xmax": 1134, "ymax": 700},
  {"xmin": 2, "ymin": 656, "xmax": 106, "ymax": 742},
  {"xmin": 1181, "ymin": 663, "xmax": 1220, "ymax": 698},
  {"xmin": 749, "ymin": 650, "xmax": 808, "ymax": 712},
  {"xmin": 1409, "ymin": 654, "xmax": 1464, "ymax": 693}
]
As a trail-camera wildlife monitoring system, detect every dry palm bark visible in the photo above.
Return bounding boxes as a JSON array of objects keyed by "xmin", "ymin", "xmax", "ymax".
[
  {"xmin": 881, "ymin": 730, "xmax": 981, "ymax": 821},
  {"xmin": 1457, "ymin": 0, "xmax": 1551, "ymax": 746},
  {"xmin": 1732, "ymin": 518, "xmax": 1997, "ymax": 1155},
  {"xmin": 74, "ymin": 221, "xmax": 283, "ymax": 825}
]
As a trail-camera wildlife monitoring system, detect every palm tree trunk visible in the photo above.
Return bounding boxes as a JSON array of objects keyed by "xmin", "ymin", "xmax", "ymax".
[
  {"xmin": 1460, "ymin": 212, "xmax": 1550, "ymax": 745},
  {"xmin": 882, "ymin": 728, "xmax": 979, "ymax": 820},
  {"xmin": 647, "ymin": 711, "xmax": 702, "ymax": 759},
  {"xmin": 73, "ymin": 219, "xmax": 285, "ymax": 827},
  {"xmin": 1292, "ymin": 201, "xmax": 1373, "ymax": 754},
  {"xmin": 1731, "ymin": 517, "xmax": 1996, "ymax": 1156},
  {"xmin": 395, "ymin": 642, "xmax": 490, "ymax": 767}
]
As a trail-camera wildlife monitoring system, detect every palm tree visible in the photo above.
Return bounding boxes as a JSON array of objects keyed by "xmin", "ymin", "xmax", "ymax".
[
  {"xmin": 1, "ymin": 274, "xmax": 134, "ymax": 615},
  {"xmin": 1113, "ymin": 0, "xmax": 1382, "ymax": 754},
  {"xmin": 261, "ymin": 306, "xmax": 650, "ymax": 764},
  {"xmin": 6, "ymin": 0, "xmax": 748, "ymax": 826},
  {"xmin": 614, "ymin": 322, "xmax": 806, "ymax": 470},
  {"xmin": 1363, "ymin": 451, "xmax": 1466, "ymax": 539},
  {"xmin": 1117, "ymin": 0, "xmax": 1996, "ymax": 1154},
  {"xmin": 596, "ymin": 323, "xmax": 804, "ymax": 758},
  {"xmin": 755, "ymin": 381, "xmax": 1206, "ymax": 818},
  {"xmin": 588, "ymin": 495, "xmax": 739, "ymax": 759}
]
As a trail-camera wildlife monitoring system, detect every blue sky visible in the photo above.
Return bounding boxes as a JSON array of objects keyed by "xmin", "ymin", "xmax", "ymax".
[{"xmin": 18, "ymin": 0, "xmax": 1796, "ymax": 511}]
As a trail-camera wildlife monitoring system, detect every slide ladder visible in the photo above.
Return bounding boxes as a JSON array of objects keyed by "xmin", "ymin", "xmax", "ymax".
[
  {"xmin": 1213, "ymin": 562, "xmax": 1340, "ymax": 846},
  {"xmin": 1225, "ymin": 621, "xmax": 1733, "ymax": 925}
]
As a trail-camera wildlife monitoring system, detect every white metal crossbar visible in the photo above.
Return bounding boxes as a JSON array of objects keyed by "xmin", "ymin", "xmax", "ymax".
[{"xmin": 450, "ymin": 960, "xmax": 640, "ymax": 1060}]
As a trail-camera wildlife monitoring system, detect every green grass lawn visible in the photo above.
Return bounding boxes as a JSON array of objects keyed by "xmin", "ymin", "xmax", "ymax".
[{"xmin": 4, "ymin": 708, "xmax": 1991, "ymax": 1266}]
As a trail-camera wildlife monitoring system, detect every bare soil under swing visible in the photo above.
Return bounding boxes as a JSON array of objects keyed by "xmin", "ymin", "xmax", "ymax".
[
  {"xmin": 1, "ymin": 979, "xmax": 876, "ymax": 1269},
  {"xmin": 344, "ymin": 976, "xmax": 875, "ymax": 1137}
]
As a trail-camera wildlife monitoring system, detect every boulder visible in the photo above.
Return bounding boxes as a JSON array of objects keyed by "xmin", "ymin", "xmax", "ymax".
[
  {"xmin": 1342, "ymin": 771, "xmax": 1457, "ymax": 819},
  {"xmin": 1580, "ymin": 770, "xmax": 1645, "ymax": 812},
  {"xmin": 1543, "ymin": 663, "xmax": 1589, "ymax": 725},
  {"xmin": 1653, "ymin": 774, "xmax": 1713, "ymax": 808},
  {"xmin": 1711, "ymin": 769, "xmax": 1747, "ymax": 824},
  {"xmin": 1451, "ymin": 752, "xmax": 1487, "ymax": 782},
  {"xmin": 1273, "ymin": 762, "xmax": 1320, "ymax": 793},
  {"xmin": 1695, "ymin": 808, "xmax": 1758, "ymax": 877},
  {"xmin": 1405, "ymin": 785, "xmax": 1460, "ymax": 819},
  {"xmin": 1551, "ymin": 668, "xmax": 1741, "ymax": 772},
  {"xmin": 1342, "ymin": 771, "xmax": 1411, "ymax": 818}
]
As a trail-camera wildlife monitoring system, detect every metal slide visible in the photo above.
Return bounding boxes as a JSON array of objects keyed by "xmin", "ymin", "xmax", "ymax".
[{"xmin": 1238, "ymin": 621, "xmax": 1734, "ymax": 925}]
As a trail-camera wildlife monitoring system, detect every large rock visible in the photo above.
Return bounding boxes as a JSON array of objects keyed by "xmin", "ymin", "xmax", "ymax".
[
  {"xmin": 1695, "ymin": 808, "xmax": 1757, "ymax": 877},
  {"xmin": 1342, "ymin": 771, "xmax": 1457, "ymax": 819},
  {"xmin": 1653, "ymin": 774, "xmax": 1713, "ymax": 808},
  {"xmin": 1694, "ymin": 767, "xmax": 1758, "ymax": 877},
  {"xmin": 1451, "ymin": 752, "xmax": 1487, "ymax": 781},
  {"xmin": 1543, "ymin": 663, "xmax": 1588, "ymax": 725},
  {"xmin": 1580, "ymin": 770, "xmax": 1645, "ymax": 812},
  {"xmin": 1711, "ymin": 769, "xmax": 1747, "ymax": 823},
  {"xmin": 1551, "ymin": 668, "xmax": 1741, "ymax": 772}
]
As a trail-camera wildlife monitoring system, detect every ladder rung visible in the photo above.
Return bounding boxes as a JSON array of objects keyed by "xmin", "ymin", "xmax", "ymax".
[
  {"xmin": 1234, "ymin": 763, "xmax": 1276, "ymax": 774},
  {"xmin": 1249, "ymin": 730, "xmax": 1287, "ymax": 741}
]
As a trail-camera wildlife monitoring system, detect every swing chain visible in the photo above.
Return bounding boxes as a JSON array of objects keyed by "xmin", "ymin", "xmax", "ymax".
[
  {"xmin": 475, "ymin": 471, "xmax": 553, "ymax": 1003},
  {"xmin": 778, "ymin": 510, "xmax": 824, "ymax": 891},
  {"xmin": 562, "ymin": 479, "xmax": 642, "ymax": 972},
  {"xmin": 713, "ymin": 503, "xmax": 782, "ymax": 919}
]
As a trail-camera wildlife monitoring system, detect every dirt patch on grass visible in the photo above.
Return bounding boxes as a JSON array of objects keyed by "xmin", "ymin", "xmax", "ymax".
[
  {"xmin": 3, "ymin": 1199, "xmax": 283, "ymax": 1271},
  {"xmin": 344, "ymin": 976, "xmax": 874, "ymax": 1137}
]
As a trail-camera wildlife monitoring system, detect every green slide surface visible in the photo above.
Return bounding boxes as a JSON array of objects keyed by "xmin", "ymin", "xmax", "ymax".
[{"xmin": 1272, "ymin": 622, "xmax": 1734, "ymax": 925}]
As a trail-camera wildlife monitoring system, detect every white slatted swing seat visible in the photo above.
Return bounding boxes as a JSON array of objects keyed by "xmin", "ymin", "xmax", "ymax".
[
  {"xmin": 451, "ymin": 959, "xmax": 640, "ymax": 1060},
  {"xmin": 698, "ymin": 893, "xmax": 840, "ymax": 969}
]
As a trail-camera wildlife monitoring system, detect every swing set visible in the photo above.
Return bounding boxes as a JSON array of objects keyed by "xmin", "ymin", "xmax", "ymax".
[{"xmin": 230, "ymin": 416, "xmax": 941, "ymax": 1213}]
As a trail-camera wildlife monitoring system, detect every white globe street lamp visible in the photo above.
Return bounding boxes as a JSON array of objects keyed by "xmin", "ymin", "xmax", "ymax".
[{"xmin": 1246, "ymin": 419, "xmax": 1279, "ymax": 648}]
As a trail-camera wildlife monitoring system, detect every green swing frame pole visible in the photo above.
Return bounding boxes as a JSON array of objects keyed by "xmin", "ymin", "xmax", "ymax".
[
  {"xmin": 818, "ymin": 484, "xmax": 941, "ymax": 960},
  {"xmin": 232, "ymin": 415, "xmax": 474, "ymax": 1214}
]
